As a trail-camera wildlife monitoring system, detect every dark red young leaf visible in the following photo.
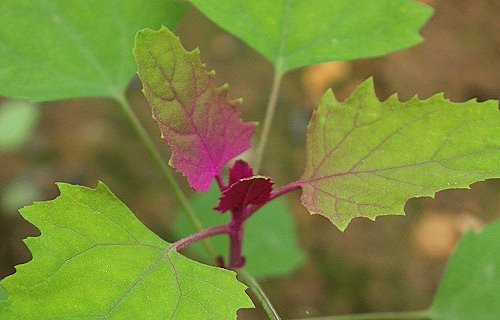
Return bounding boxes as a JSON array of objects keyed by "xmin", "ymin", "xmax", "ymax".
[
  {"xmin": 228, "ymin": 160, "xmax": 254, "ymax": 186},
  {"xmin": 215, "ymin": 177, "xmax": 274, "ymax": 213}
]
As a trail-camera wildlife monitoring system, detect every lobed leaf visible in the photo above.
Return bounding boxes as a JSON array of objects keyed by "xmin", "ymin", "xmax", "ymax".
[
  {"xmin": 189, "ymin": 0, "xmax": 433, "ymax": 73},
  {"xmin": 174, "ymin": 184, "xmax": 305, "ymax": 279},
  {"xmin": 0, "ymin": 182, "xmax": 253, "ymax": 319},
  {"xmin": 134, "ymin": 27, "xmax": 256, "ymax": 192},
  {"xmin": 0, "ymin": 0, "xmax": 186, "ymax": 101},
  {"xmin": 300, "ymin": 78, "xmax": 500, "ymax": 231},
  {"xmin": 430, "ymin": 222, "xmax": 500, "ymax": 320}
]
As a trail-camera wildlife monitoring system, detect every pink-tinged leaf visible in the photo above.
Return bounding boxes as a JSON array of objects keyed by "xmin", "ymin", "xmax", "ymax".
[
  {"xmin": 229, "ymin": 160, "xmax": 254, "ymax": 186},
  {"xmin": 299, "ymin": 78, "xmax": 500, "ymax": 231},
  {"xmin": 134, "ymin": 27, "xmax": 256, "ymax": 192},
  {"xmin": 215, "ymin": 177, "xmax": 274, "ymax": 213}
]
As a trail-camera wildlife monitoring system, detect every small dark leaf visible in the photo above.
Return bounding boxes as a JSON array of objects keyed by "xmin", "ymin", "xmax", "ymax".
[
  {"xmin": 215, "ymin": 177, "xmax": 274, "ymax": 213},
  {"xmin": 229, "ymin": 160, "xmax": 254, "ymax": 186}
]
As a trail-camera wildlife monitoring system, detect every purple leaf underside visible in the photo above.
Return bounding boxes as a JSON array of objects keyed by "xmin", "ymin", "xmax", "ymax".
[{"xmin": 215, "ymin": 177, "xmax": 274, "ymax": 213}]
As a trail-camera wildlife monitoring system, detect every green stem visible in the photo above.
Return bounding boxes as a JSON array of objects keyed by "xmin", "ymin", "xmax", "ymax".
[
  {"xmin": 116, "ymin": 95, "xmax": 279, "ymax": 319},
  {"xmin": 253, "ymin": 65, "xmax": 284, "ymax": 173},
  {"xmin": 293, "ymin": 310, "xmax": 430, "ymax": 320},
  {"xmin": 238, "ymin": 268, "xmax": 281, "ymax": 320},
  {"xmin": 115, "ymin": 95, "xmax": 217, "ymax": 260}
]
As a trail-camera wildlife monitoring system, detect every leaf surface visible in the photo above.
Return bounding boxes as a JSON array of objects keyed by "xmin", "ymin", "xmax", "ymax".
[
  {"xmin": 189, "ymin": 0, "xmax": 433, "ymax": 73},
  {"xmin": 215, "ymin": 177, "xmax": 274, "ymax": 213},
  {"xmin": 0, "ymin": 0, "xmax": 186, "ymax": 101},
  {"xmin": 0, "ymin": 182, "xmax": 253, "ymax": 319},
  {"xmin": 0, "ymin": 285, "xmax": 7, "ymax": 301},
  {"xmin": 134, "ymin": 27, "xmax": 256, "ymax": 192},
  {"xmin": 300, "ymin": 78, "xmax": 500, "ymax": 230},
  {"xmin": 174, "ymin": 185, "xmax": 305, "ymax": 279},
  {"xmin": 430, "ymin": 222, "xmax": 500, "ymax": 320}
]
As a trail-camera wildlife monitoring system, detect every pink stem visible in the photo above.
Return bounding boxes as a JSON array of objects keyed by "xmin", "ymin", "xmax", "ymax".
[
  {"xmin": 269, "ymin": 181, "xmax": 302, "ymax": 201},
  {"xmin": 242, "ymin": 181, "xmax": 303, "ymax": 220},
  {"xmin": 226, "ymin": 181, "xmax": 302, "ymax": 268},
  {"xmin": 228, "ymin": 219, "xmax": 245, "ymax": 268},
  {"xmin": 215, "ymin": 174, "xmax": 226, "ymax": 190},
  {"xmin": 175, "ymin": 181, "xmax": 302, "ymax": 268},
  {"xmin": 174, "ymin": 224, "xmax": 230, "ymax": 252}
]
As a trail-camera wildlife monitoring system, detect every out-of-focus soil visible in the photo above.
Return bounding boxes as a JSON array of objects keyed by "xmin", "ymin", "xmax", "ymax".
[{"xmin": 1, "ymin": 0, "xmax": 499, "ymax": 319}]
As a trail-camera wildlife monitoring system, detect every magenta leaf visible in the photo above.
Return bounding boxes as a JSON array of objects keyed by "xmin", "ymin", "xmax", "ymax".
[
  {"xmin": 215, "ymin": 177, "xmax": 274, "ymax": 213},
  {"xmin": 134, "ymin": 27, "xmax": 256, "ymax": 192},
  {"xmin": 228, "ymin": 160, "xmax": 254, "ymax": 186}
]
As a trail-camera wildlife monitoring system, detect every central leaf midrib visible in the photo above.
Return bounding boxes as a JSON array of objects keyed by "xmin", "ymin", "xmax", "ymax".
[
  {"xmin": 301, "ymin": 149, "xmax": 497, "ymax": 185},
  {"xmin": 147, "ymin": 46, "xmax": 221, "ymax": 176},
  {"xmin": 103, "ymin": 245, "xmax": 177, "ymax": 318}
]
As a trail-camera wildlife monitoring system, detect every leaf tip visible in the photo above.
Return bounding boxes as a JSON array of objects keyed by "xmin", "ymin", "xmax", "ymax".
[
  {"xmin": 232, "ymin": 97, "xmax": 244, "ymax": 106},
  {"xmin": 53, "ymin": 181, "xmax": 80, "ymax": 198},
  {"xmin": 158, "ymin": 25, "xmax": 171, "ymax": 32},
  {"xmin": 323, "ymin": 87, "xmax": 336, "ymax": 100},
  {"xmin": 324, "ymin": 213, "xmax": 350, "ymax": 232},
  {"xmin": 191, "ymin": 47, "xmax": 201, "ymax": 55},
  {"xmin": 134, "ymin": 27, "xmax": 155, "ymax": 41},
  {"xmin": 216, "ymin": 83, "xmax": 230, "ymax": 95},
  {"xmin": 356, "ymin": 76, "xmax": 376, "ymax": 94}
]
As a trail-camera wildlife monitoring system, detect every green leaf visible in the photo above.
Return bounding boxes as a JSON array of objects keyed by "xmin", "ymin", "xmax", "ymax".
[
  {"xmin": 0, "ymin": 100, "xmax": 40, "ymax": 153},
  {"xmin": 173, "ymin": 184, "xmax": 305, "ymax": 279},
  {"xmin": 0, "ymin": 285, "xmax": 7, "ymax": 301},
  {"xmin": 0, "ymin": 182, "xmax": 253, "ymax": 319},
  {"xmin": 299, "ymin": 78, "xmax": 500, "ymax": 231},
  {"xmin": 430, "ymin": 222, "xmax": 500, "ymax": 320},
  {"xmin": 189, "ymin": 0, "xmax": 433, "ymax": 73},
  {"xmin": 0, "ymin": 0, "xmax": 186, "ymax": 101}
]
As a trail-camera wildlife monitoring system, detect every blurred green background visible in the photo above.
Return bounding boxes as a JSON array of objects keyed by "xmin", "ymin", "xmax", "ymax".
[{"xmin": 1, "ymin": 0, "xmax": 499, "ymax": 318}]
